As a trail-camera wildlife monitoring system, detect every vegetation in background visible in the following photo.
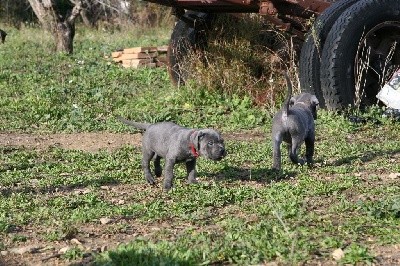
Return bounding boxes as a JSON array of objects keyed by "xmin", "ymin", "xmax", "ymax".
[
  {"xmin": 0, "ymin": 23, "xmax": 267, "ymax": 132},
  {"xmin": 183, "ymin": 14, "xmax": 301, "ymax": 108},
  {"xmin": 0, "ymin": 1, "xmax": 172, "ymax": 28}
]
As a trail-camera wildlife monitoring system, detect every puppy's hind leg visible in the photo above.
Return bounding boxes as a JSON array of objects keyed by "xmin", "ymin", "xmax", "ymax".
[
  {"xmin": 305, "ymin": 134, "xmax": 315, "ymax": 167},
  {"xmin": 289, "ymin": 139, "xmax": 305, "ymax": 166},
  {"xmin": 142, "ymin": 150, "xmax": 156, "ymax": 185},
  {"xmin": 154, "ymin": 155, "xmax": 162, "ymax": 177}
]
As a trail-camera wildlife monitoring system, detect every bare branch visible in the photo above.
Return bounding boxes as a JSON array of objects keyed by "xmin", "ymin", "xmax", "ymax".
[
  {"xmin": 42, "ymin": 0, "xmax": 54, "ymax": 8},
  {"xmin": 93, "ymin": 0, "xmax": 121, "ymax": 13},
  {"xmin": 67, "ymin": 0, "xmax": 83, "ymax": 24}
]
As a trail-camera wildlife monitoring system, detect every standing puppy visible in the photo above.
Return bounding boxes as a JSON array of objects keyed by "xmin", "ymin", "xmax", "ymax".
[
  {"xmin": 118, "ymin": 117, "xmax": 226, "ymax": 190},
  {"xmin": 271, "ymin": 73, "xmax": 319, "ymax": 170}
]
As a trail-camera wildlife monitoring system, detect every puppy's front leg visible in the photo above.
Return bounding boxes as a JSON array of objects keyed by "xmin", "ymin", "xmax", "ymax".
[
  {"xmin": 186, "ymin": 159, "xmax": 198, "ymax": 184},
  {"xmin": 163, "ymin": 158, "xmax": 176, "ymax": 190}
]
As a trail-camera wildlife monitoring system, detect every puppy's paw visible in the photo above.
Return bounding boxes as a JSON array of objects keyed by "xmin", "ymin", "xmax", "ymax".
[
  {"xmin": 272, "ymin": 162, "xmax": 281, "ymax": 171},
  {"xmin": 145, "ymin": 175, "xmax": 156, "ymax": 185},
  {"xmin": 163, "ymin": 183, "xmax": 173, "ymax": 191},
  {"xmin": 306, "ymin": 162, "xmax": 314, "ymax": 168},
  {"xmin": 271, "ymin": 166, "xmax": 281, "ymax": 172}
]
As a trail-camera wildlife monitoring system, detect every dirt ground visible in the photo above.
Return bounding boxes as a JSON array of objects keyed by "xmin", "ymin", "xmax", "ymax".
[
  {"xmin": 0, "ymin": 132, "xmax": 399, "ymax": 265},
  {"xmin": 0, "ymin": 132, "xmax": 143, "ymax": 153},
  {"xmin": 0, "ymin": 131, "xmax": 264, "ymax": 153}
]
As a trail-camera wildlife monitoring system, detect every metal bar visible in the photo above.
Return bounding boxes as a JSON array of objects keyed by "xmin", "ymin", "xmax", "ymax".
[
  {"xmin": 143, "ymin": 0, "xmax": 331, "ymax": 14},
  {"xmin": 144, "ymin": 0, "xmax": 260, "ymax": 12},
  {"xmin": 285, "ymin": 0, "xmax": 331, "ymax": 13}
]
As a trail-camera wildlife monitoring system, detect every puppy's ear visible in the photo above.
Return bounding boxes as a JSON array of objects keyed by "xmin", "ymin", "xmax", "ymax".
[
  {"xmin": 193, "ymin": 131, "xmax": 205, "ymax": 151},
  {"xmin": 197, "ymin": 131, "xmax": 205, "ymax": 140},
  {"xmin": 310, "ymin": 95, "xmax": 319, "ymax": 120},
  {"xmin": 289, "ymin": 97, "xmax": 296, "ymax": 106},
  {"xmin": 310, "ymin": 95, "xmax": 319, "ymax": 106}
]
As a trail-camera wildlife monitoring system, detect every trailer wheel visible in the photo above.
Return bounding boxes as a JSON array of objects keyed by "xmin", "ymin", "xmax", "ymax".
[
  {"xmin": 167, "ymin": 11, "xmax": 213, "ymax": 85},
  {"xmin": 320, "ymin": 0, "xmax": 400, "ymax": 110},
  {"xmin": 299, "ymin": 0, "xmax": 358, "ymax": 108}
]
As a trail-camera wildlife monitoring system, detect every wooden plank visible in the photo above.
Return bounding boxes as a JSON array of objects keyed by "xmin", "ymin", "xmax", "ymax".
[
  {"xmin": 123, "ymin": 47, "xmax": 158, "ymax": 54},
  {"xmin": 121, "ymin": 59, "xmax": 154, "ymax": 67},
  {"xmin": 122, "ymin": 62, "xmax": 157, "ymax": 69},
  {"xmin": 113, "ymin": 52, "xmax": 157, "ymax": 62},
  {"xmin": 111, "ymin": 51, "xmax": 123, "ymax": 58},
  {"xmin": 157, "ymin": 45, "xmax": 168, "ymax": 53}
]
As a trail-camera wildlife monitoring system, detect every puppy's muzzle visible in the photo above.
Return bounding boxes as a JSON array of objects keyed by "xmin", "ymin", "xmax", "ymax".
[{"xmin": 212, "ymin": 145, "xmax": 226, "ymax": 161}]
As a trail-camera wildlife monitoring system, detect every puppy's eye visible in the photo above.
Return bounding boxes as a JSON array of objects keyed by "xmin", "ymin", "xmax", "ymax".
[{"xmin": 208, "ymin": 141, "xmax": 214, "ymax": 146}]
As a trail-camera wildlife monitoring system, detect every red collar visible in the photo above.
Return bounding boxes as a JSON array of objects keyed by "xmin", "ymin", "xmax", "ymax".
[
  {"xmin": 189, "ymin": 131, "xmax": 200, "ymax": 158},
  {"xmin": 190, "ymin": 143, "xmax": 199, "ymax": 158}
]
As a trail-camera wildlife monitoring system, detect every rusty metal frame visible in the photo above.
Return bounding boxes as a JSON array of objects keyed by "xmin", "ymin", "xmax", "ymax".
[
  {"xmin": 143, "ymin": 0, "xmax": 332, "ymax": 36},
  {"xmin": 144, "ymin": 0, "xmax": 331, "ymax": 14},
  {"xmin": 258, "ymin": 0, "xmax": 331, "ymax": 36}
]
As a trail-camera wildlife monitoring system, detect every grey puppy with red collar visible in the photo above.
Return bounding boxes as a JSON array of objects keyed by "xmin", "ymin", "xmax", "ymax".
[
  {"xmin": 117, "ymin": 117, "xmax": 226, "ymax": 190},
  {"xmin": 272, "ymin": 73, "xmax": 319, "ymax": 170}
]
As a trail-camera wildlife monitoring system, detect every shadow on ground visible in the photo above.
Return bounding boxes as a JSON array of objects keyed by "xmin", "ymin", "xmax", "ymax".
[
  {"xmin": 205, "ymin": 166, "xmax": 297, "ymax": 185},
  {"xmin": 325, "ymin": 148, "xmax": 400, "ymax": 167}
]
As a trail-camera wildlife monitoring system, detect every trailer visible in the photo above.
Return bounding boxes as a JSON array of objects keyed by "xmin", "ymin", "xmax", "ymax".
[{"xmin": 143, "ymin": 0, "xmax": 400, "ymax": 110}]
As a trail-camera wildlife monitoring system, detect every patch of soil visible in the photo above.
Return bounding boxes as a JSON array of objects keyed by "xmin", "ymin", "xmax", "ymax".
[
  {"xmin": 0, "ymin": 132, "xmax": 142, "ymax": 152},
  {"xmin": 372, "ymin": 244, "xmax": 400, "ymax": 265},
  {"xmin": 0, "ymin": 183, "xmax": 164, "ymax": 266}
]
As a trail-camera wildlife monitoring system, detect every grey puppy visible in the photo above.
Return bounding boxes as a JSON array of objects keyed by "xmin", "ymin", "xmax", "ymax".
[
  {"xmin": 271, "ymin": 73, "xmax": 319, "ymax": 170},
  {"xmin": 118, "ymin": 117, "xmax": 226, "ymax": 190}
]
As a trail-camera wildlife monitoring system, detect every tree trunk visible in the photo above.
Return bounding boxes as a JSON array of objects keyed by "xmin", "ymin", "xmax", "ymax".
[
  {"xmin": 27, "ymin": 0, "xmax": 82, "ymax": 54},
  {"xmin": 55, "ymin": 20, "xmax": 75, "ymax": 53}
]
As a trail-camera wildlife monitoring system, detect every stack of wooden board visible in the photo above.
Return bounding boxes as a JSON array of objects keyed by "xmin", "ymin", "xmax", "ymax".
[{"xmin": 111, "ymin": 46, "xmax": 168, "ymax": 68}]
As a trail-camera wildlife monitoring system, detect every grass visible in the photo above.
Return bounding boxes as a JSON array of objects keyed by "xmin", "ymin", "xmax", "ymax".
[
  {"xmin": 1, "ymin": 23, "xmax": 400, "ymax": 265},
  {"xmin": 0, "ymin": 23, "xmax": 267, "ymax": 132}
]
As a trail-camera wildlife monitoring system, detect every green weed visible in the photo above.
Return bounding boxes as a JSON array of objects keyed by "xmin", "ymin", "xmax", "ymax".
[
  {"xmin": 341, "ymin": 244, "xmax": 375, "ymax": 265},
  {"xmin": 62, "ymin": 246, "xmax": 84, "ymax": 261}
]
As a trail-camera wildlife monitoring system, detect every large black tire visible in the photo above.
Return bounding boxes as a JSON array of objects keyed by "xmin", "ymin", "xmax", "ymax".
[
  {"xmin": 299, "ymin": 0, "xmax": 359, "ymax": 108},
  {"xmin": 167, "ymin": 11, "xmax": 213, "ymax": 85},
  {"xmin": 320, "ymin": 0, "xmax": 400, "ymax": 110}
]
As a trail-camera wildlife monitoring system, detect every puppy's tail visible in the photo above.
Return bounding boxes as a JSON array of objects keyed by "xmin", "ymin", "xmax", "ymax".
[
  {"xmin": 116, "ymin": 116, "xmax": 151, "ymax": 130},
  {"xmin": 283, "ymin": 72, "xmax": 293, "ymax": 117}
]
